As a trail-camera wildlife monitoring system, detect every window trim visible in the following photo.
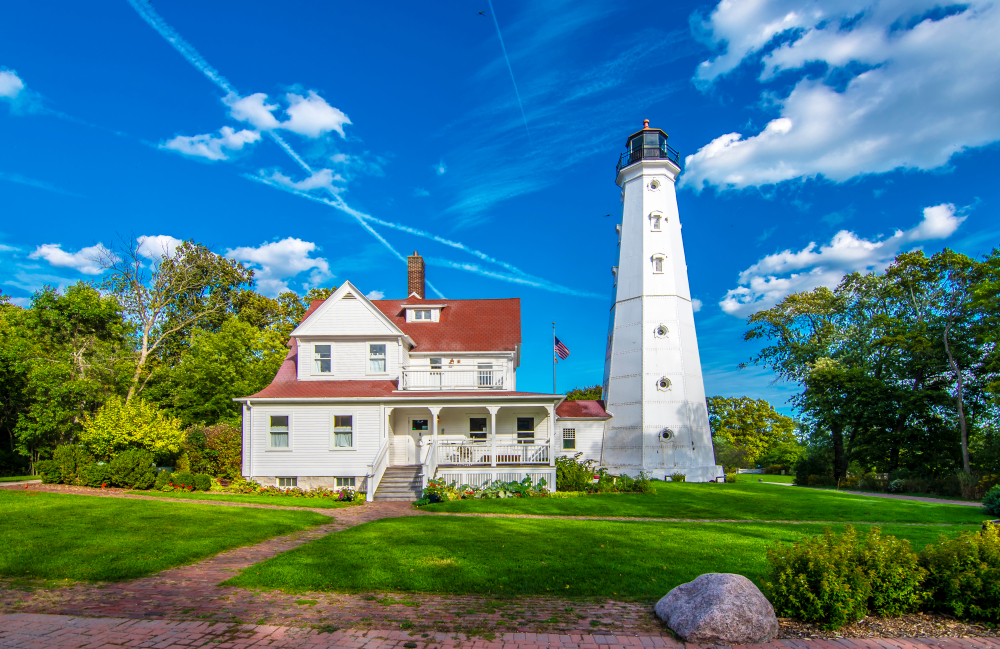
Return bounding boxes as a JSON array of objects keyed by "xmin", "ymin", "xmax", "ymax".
[
  {"xmin": 335, "ymin": 476, "xmax": 356, "ymax": 488},
  {"xmin": 366, "ymin": 341, "xmax": 389, "ymax": 375},
  {"xmin": 649, "ymin": 211, "xmax": 664, "ymax": 231},
  {"xmin": 651, "ymin": 253, "xmax": 666, "ymax": 274},
  {"xmin": 267, "ymin": 413, "xmax": 293, "ymax": 451},
  {"xmin": 313, "ymin": 343, "xmax": 332, "ymax": 375},
  {"xmin": 330, "ymin": 411, "xmax": 358, "ymax": 451},
  {"xmin": 562, "ymin": 428, "xmax": 576, "ymax": 450},
  {"xmin": 469, "ymin": 416, "xmax": 488, "ymax": 440},
  {"xmin": 277, "ymin": 477, "xmax": 298, "ymax": 488},
  {"xmin": 516, "ymin": 417, "xmax": 535, "ymax": 445}
]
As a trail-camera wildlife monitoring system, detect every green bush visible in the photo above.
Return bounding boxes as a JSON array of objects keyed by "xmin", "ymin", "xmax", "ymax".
[
  {"xmin": 667, "ymin": 472, "xmax": 687, "ymax": 483},
  {"xmin": 920, "ymin": 523, "xmax": 1000, "ymax": 622},
  {"xmin": 170, "ymin": 471, "xmax": 197, "ymax": 490},
  {"xmin": 555, "ymin": 453, "xmax": 596, "ymax": 492},
  {"xmin": 984, "ymin": 485, "xmax": 1000, "ymax": 517},
  {"xmin": 79, "ymin": 396, "xmax": 184, "ymax": 462},
  {"xmin": 154, "ymin": 470, "xmax": 172, "ymax": 490},
  {"xmin": 52, "ymin": 445, "xmax": 94, "ymax": 485},
  {"xmin": 194, "ymin": 473, "xmax": 212, "ymax": 491},
  {"xmin": 80, "ymin": 463, "xmax": 111, "ymax": 488},
  {"xmin": 765, "ymin": 526, "xmax": 926, "ymax": 629},
  {"xmin": 35, "ymin": 459, "xmax": 60, "ymax": 484},
  {"xmin": 108, "ymin": 449, "xmax": 156, "ymax": 489}
]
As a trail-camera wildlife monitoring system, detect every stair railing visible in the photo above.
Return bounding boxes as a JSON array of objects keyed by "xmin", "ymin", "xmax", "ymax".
[
  {"xmin": 421, "ymin": 436, "xmax": 439, "ymax": 492},
  {"xmin": 366, "ymin": 437, "xmax": 391, "ymax": 502}
]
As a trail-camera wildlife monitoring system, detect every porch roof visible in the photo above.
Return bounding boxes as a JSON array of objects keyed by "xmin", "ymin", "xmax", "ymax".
[{"xmin": 556, "ymin": 399, "xmax": 611, "ymax": 419}]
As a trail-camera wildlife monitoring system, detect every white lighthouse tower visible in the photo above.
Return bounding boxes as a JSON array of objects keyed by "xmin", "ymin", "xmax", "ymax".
[{"xmin": 601, "ymin": 121, "xmax": 722, "ymax": 482}]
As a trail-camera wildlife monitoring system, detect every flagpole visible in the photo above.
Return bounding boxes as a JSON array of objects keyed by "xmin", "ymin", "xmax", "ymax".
[{"xmin": 552, "ymin": 322, "xmax": 557, "ymax": 394}]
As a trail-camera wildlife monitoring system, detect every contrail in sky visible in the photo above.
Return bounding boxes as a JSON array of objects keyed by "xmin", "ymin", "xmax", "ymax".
[{"xmin": 487, "ymin": 0, "xmax": 533, "ymax": 146}]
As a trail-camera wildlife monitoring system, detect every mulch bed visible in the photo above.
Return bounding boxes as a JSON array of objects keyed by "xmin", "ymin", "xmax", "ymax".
[{"xmin": 779, "ymin": 613, "xmax": 998, "ymax": 639}]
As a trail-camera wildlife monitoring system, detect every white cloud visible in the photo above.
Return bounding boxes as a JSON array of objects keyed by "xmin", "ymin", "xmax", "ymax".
[
  {"xmin": 224, "ymin": 90, "xmax": 350, "ymax": 139},
  {"xmin": 365, "ymin": 290, "xmax": 385, "ymax": 300},
  {"xmin": 684, "ymin": 0, "xmax": 1000, "ymax": 190},
  {"xmin": 28, "ymin": 243, "xmax": 111, "ymax": 275},
  {"xmin": 691, "ymin": 298, "xmax": 703, "ymax": 312},
  {"xmin": 264, "ymin": 168, "xmax": 343, "ymax": 193},
  {"xmin": 137, "ymin": 235, "xmax": 183, "ymax": 259},
  {"xmin": 161, "ymin": 126, "xmax": 260, "ymax": 161},
  {"xmin": 720, "ymin": 203, "xmax": 965, "ymax": 317},
  {"xmin": 8, "ymin": 296, "xmax": 30, "ymax": 307},
  {"xmin": 434, "ymin": 160, "xmax": 447, "ymax": 175},
  {"xmin": 0, "ymin": 69, "xmax": 24, "ymax": 99},
  {"xmin": 413, "ymin": 188, "xmax": 430, "ymax": 198},
  {"xmin": 225, "ymin": 237, "xmax": 333, "ymax": 297},
  {"xmin": 0, "ymin": 244, "xmax": 18, "ymax": 252}
]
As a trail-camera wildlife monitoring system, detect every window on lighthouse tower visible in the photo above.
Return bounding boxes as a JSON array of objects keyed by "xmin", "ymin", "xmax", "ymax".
[
  {"xmin": 650, "ymin": 213, "xmax": 662, "ymax": 231},
  {"xmin": 652, "ymin": 254, "xmax": 665, "ymax": 273}
]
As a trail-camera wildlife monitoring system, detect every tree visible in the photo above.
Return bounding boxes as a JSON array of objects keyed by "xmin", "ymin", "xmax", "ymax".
[
  {"xmin": 565, "ymin": 385, "xmax": 602, "ymax": 401},
  {"xmin": 706, "ymin": 396, "xmax": 798, "ymax": 466},
  {"xmin": 79, "ymin": 395, "xmax": 184, "ymax": 462},
  {"xmin": 98, "ymin": 238, "xmax": 254, "ymax": 402}
]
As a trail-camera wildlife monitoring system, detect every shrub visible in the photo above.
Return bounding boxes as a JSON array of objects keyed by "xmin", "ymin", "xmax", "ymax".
[
  {"xmin": 154, "ymin": 469, "xmax": 172, "ymax": 490},
  {"xmin": 81, "ymin": 463, "xmax": 111, "ymax": 488},
  {"xmin": 724, "ymin": 471, "xmax": 738, "ymax": 483},
  {"xmin": 170, "ymin": 471, "xmax": 197, "ymax": 490},
  {"xmin": 764, "ymin": 465, "xmax": 787, "ymax": 475},
  {"xmin": 888, "ymin": 479, "xmax": 905, "ymax": 493},
  {"xmin": 79, "ymin": 396, "xmax": 185, "ymax": 462},
  {"xmin": 179, "ymin": 422, "xmax": 243, "ymax": 479},
  {"xmin": 107, "ymin": 449, "xmax": 156, "ymax": 489},
  {"xmin": 555, "ymin": 453, "xmax": 596, "ymax": 492},
  {"xmin": 194, "ymin": 473, "xmax": 212, "ymax": 491},
  {"xmin": 920, "ymin": 524, "xmax": 1000, "ymax": 622},
  {"xmin": 983, "ymin": 485, "xmax": 1000, "ymax": 517},
  {"xmin": 52, "ymin": 445, "xmax": 94, "ymax": 485},
  {"xmin": 667, "ymin": 472, "xmax": 687, "ymax": 483},
  {"xmin": 35, "ymin": 459, "xmax": 60, "ymax": 484},
  {"xmin": 765, "ymin": 526, "xmax": 926, "ymax": 629}
]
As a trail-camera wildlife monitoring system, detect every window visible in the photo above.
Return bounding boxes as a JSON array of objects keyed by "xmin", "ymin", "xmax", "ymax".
[
  {"xmin": 563, "ymin": 428, "xmax": 576, "ymax": 450},
  {"xmin": 369, "ymin": 343, "xmax": 387, "ymax": 373},
  {"xmin": 277, "ymin": 477, "xmax": 297, "ymax": 487},
  {"xmin": 477, "ymin": 363, "xmax": 494, "ymax": 388},
  {"xmin": 336, "ymin": 477, "xmax": 356, "ymax": 487},
  {"xmin": 652, "ymin": 255, "xmax": 665, "ymax": 274},
  {"xmin": 649, "ymin": 179, "xmax": 660, "ymax": 190},
  {"xmin": 412, "ymin": 419, "xmax": 429, "ymax": 432},
  {"xmin": 269, "ymin": 415, "xmax": 289, "ymax": 448},
  {"xmin": 650, "ymin": 213, "xmax": 662, "ymax": 231},
  {"xmin": 314, "ymin": 344, "xmax": 331, "ymax": 373},
  {"xmin": 413, "ymin": 309, "xmax": 432, "ymax": 320},
  {"xmin": 516, "ymin": 417, "xmax": 535, "ymax": 444},
  {"xmin": 469, "ymin": 417, "xmax": 487, "ymax": 440},
  {"xmin": 656, "ymin": 377, "xmax": 672, "ymax": 391},
  {"xmin": 430, "ymin": 357, "xmax": 442, "ymax": 369},
  {"xmin": 334, "ymin": 415, "xmax": 353, "ymax": 448}
]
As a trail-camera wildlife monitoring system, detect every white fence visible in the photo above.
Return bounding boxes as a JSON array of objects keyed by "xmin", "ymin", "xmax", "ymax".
[
  {"xmin": 401, "ymin": 365, "xmax": 504, "ymax": 391},
  {"xmin": 436, "ymin": 442, "xmax": 549, "ymax": 466},
  {"xmin": 436, "ymin": 468, "xmax": 556, "ymax": 491}
]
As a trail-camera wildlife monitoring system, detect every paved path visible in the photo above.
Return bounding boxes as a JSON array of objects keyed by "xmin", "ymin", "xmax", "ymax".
[
  {"xmin": 827, "ymin": 490, "xmax": 981, "ymax": 507},
  {"xmin": 1, "ymin": 613, "xmax": 997, "ymax": 649}
]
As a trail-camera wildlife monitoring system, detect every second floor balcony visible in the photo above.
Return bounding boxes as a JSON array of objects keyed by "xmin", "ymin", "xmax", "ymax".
[{"xmin": 401, "ymin": 364, "xmax": 506, "ymax": 391}]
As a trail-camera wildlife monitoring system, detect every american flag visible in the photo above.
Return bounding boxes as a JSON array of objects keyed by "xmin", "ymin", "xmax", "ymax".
[{"xmin": 554, "ymin": 336, "xmax": 571, "ymax": 361}]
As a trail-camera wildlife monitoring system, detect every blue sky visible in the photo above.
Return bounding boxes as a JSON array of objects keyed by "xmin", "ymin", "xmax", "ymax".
[{"xmin": 2, "ymin": 0, "xmax": 998, "ymax": 410}]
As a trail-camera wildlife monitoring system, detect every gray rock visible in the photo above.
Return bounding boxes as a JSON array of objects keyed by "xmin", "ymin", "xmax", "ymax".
[{"xmin": 654, "ymin": 573, "xmax": 778, "ymax": 645}]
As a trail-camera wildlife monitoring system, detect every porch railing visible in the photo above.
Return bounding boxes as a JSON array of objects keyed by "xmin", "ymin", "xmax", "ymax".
[
  {"xmin": 401, "ymin": 365, "xmax": 505, "ymax": 391},
  {"xmin": 437, "ymin": 442, "xmax": 549, "ymax": 466},
  {"xmin": 421, "ymin": 437, "xmax": 439, "ymax": 490},
  {"xmin": 365, "ymin": 437, "xmax": 390, "ymax": 502}
]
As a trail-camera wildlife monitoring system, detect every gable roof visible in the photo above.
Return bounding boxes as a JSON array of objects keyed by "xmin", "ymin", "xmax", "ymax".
[
  {"xmin": 298, "ymin": 294, "xmax": 521, "ymax": 353},
  {"xmin": 290, "ymin": 281, "xmax": 410, "ymax": 342},
  {"xmin": 556, "ymin": 400, "xmax": 611, "ymax": 419}
]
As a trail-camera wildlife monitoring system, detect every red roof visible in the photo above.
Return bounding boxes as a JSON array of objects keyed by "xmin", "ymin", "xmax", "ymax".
[
  {"xmin": 556, "ymin": 400, "xmax": 611, "ymax": 419},
  {"xmin": 302, "ymin": 296, "xmax": 521, "ymax": 352}
]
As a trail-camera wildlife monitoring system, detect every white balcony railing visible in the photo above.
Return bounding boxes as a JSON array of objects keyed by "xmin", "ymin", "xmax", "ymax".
[
  {"xmin": 437, "ymin": 442, "xmax": 549, "ymax": 466},
  {"xmin": 401, "ymin": 365, "xmax": 505, "ymax": 391}
]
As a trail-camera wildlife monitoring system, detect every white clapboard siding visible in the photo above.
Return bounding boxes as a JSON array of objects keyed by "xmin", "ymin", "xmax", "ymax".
[
  {"xmin": 298, "ymin": 339, "xmax": 401, "ymax": 381},
  {"xmin": 555, "ymin": 419, "xmax": 605, "ymax": 463},
  {"xmin": 311, "ymin": 295, "xmax": 398, "ymax": 336},
  {"xmin": 250, "ymin": 405, "xmax": 381, "ymax": 479}
]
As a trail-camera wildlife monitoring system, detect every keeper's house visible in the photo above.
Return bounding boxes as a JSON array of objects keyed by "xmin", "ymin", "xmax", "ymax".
[{"xmin": 236, "ymin": 253, "xmax": 609, "ymax": 500}]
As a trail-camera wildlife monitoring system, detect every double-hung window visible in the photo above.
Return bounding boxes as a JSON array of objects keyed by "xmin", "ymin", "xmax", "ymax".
[
  {"xmin": 269, "ymin": 415, "xmax": 289, "ymax": 448},
  {"xmin": 469, "ymin": 417, "xmax": 487, "ymax": 441},
  {"xmin": 516, "ymin": 417, "xmax": 535, "ymax": 444},
  {"xmin": 413, "ymin": 309, "xmax": 432, "ymax": 321},
  {"xmin": 369, "ymin": 344, "xmax": 386, "ymax": 373},
  {"xmin": 334, "ymin": 415, "xmax": 353, "ymax": 448},
  {"xmin": 314, "ymin": 344, "xmax": 331, "ymax": 373},
  {"xmin": 563, "ymin": 428, "xmax": 576, "ymax": 450}
]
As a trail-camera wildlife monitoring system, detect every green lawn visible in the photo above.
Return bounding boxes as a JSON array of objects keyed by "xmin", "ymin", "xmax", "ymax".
[
  {"xmin": 126, "ymin": 490, "xmax": 361, "ymax": 509},
  {"xmin": 0, "ymin": 490, "xmax": 329, "ymax": 581},
  {"xmin": 0, "ymin": 475, "xmax": 39, "ymax": 482},
  {"xmin": 733, "ymin": 473, "xmax": 795, "ymax": 483},
  {"xmin": 225, "ymin": 516, "xmax": 976, "ymax": 601},
  {"xmin": 421, "ymin": 480, "xmax": 986, "ymax": 524}
]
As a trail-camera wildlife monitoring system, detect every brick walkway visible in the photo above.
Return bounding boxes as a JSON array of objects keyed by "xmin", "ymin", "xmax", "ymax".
[{"xmin": 2, "ymin": 613, "xmax": 997, "ymax": 649}]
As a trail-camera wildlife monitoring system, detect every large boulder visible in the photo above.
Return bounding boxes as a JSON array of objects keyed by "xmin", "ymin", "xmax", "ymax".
[{"xmin": 654, "ymin": 573, "xmax": 778, "ymax": 645}]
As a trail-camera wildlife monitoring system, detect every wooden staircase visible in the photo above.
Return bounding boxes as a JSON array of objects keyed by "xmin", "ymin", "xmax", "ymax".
[{"xmin": 373, "ymin": 465, "xmax": 423, "ymax": 501}]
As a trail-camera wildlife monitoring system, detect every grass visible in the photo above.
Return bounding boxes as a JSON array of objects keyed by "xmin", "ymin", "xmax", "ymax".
[
  {"xmin": 126, "ymin": 490, "xmax": 361, "ymax": 509},
  {"xmin": 0, "ymin": 475, "xmax": 40, "ymax": 482},
  {"xmin": 421, "ymin": 480, "xmax": 986, "ymax": 524},
  {"xmin": 0, "ymin": 490, "xmax": 330, "ymax": 581},
  {"xmin": 733, "ymin": 473, "xmax": 795, "ymax": 484},
  {"xmin": 225, "ymin": 516, "xmax": 977, "ymax": 601}
]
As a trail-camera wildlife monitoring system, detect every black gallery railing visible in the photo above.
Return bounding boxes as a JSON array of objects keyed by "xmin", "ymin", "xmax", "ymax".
[{"xmin": 616, "ymin": 145, "xmax": 681, "ymax": 173}]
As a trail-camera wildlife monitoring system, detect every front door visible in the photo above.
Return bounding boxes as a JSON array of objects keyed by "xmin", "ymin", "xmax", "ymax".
[{"xmin": 409, "ymin": 416, "xmax": 430, "ymax": 464}]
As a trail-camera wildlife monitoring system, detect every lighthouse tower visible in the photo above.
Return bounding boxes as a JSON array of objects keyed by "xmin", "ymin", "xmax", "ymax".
[{"xmin": 601, "ymin": 121, "xmax": 722, "ymax": 482}]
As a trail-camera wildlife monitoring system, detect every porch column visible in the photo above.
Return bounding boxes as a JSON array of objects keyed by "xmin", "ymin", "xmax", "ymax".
[
  {"xmin": 547, "ymin": 404, "xmax": 557, "ymax": 467},
  {"xmin": 428, "ymin": 406, "xmax": 442, "ymax": 451},
  {"xmin": 487, "ymin": 406, "xmax": 500, "ymax": 468}
]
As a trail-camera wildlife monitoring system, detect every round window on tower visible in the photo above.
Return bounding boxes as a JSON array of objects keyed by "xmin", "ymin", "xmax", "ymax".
[
  {"xmin": 648, "ymin": 179, "xmax": 660, "ymax": 191},
  {"xmin": 659, "ymin": 428, "xmax": 674, "ymax": 442},
  {"xmin": 654, "ymin": 324, "xmax": 669, "ymax": 338},
  {"xmin": 656, "ymin": 377, "xmax": 672, "ymax": 391}
]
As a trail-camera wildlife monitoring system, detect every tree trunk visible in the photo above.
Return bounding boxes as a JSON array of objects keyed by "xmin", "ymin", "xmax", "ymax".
[{"xmin": 942, "ymin": 321, "xmax": 970, "ymax": 473}]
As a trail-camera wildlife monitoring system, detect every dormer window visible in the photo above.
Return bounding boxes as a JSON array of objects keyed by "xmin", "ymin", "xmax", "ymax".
[
  {"xmin": 314, "ymin": 344, "xmax": 332, "ymax": 373},
  {"xmin": 405, "ymin": 305, "xmax": 443, "ymax": 322},
  {"xmin": 413, "ymin": 309, "xmax": 431, "ymax": 320}
]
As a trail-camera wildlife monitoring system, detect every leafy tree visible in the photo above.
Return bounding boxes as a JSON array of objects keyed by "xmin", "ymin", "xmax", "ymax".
[
  {"xmin": 565, "ymin": 384, "xmax": 602, "ymax": 400},
  {"xmin": 706, "ymin": 396, "xmax": 798, "ymax": 466},
  {"xmin": 97, "ymin": 238, "xmax": 254, "ymax": 402},
  {"xmin": 79, "ymin": 395, "xmax": 184, "ymax": 462}
]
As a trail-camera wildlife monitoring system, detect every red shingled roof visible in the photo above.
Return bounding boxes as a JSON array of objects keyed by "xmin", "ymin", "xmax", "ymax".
[
  {"xmin": 556, "ymin": 400, "xmax": 611, "ymax": 419},
  {"xmin": 301, "ymin": 296, "xmax": 521, "ymax": 352}
]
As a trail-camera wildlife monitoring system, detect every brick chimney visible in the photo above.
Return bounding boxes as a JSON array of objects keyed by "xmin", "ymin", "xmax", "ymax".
[{"xmin": 407, "ymin": 251, "xmax": 425, "ymax": 299}]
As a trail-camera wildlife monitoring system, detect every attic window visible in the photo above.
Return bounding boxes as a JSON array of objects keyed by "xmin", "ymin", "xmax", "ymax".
[
  {"xmin": 414, "ymin": 309, "xmax": 431, "ymax": 320},
  {"xmin": 341, "ymin": 293, "xmax": 357, "ymax": 299}
]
